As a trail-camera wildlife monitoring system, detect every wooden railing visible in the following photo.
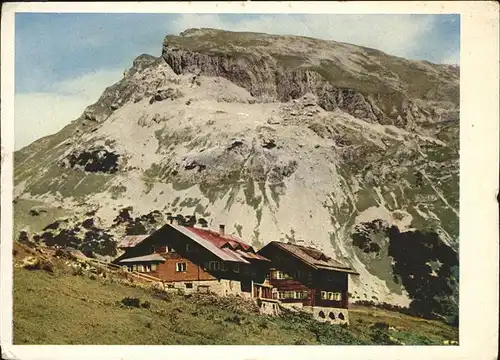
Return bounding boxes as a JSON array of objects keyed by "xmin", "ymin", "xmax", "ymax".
[{"xmin": 84, "ymin": 258, "xmax": 166, "ymax": 284}]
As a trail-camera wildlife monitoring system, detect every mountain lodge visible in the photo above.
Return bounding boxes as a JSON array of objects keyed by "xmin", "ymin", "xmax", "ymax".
[
  {"xmin": 258, "ymin": 241, "xmax": 359, "ymax": 324},
  {"xmin": 113, "ymin": 222, "xmax": 358, "ymax": 322},
  {"xmin": 113, "ymin": 222, "xmax": 277, "ymax": 311}
]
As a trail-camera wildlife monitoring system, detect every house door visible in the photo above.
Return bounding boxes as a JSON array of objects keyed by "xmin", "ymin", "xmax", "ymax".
[{"xmin": 241, "ymin": 279, "xmax": 252, "ymax": 293}]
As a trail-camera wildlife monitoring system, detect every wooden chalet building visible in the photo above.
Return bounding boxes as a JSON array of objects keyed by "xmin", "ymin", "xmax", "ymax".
[
  {"xmin": 113, "ymin": 222, "xmax": 277, "ymax": 312},
  {"xmin": 258, "ymin": 241, "xmax": 359, "ymax": 324}
]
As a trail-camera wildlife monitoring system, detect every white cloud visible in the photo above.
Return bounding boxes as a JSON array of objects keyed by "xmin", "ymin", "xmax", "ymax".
[
  {"xmin": 15, "ymin": 69, "xmax": 122, "ymax": 150},
  {"xmin": 170, "ymin": 14, "xmax": 436, "ymax": 60}
]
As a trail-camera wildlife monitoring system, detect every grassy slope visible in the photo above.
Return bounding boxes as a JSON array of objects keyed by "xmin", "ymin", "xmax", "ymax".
[
  {"xmin": 13, "ymin": 199, "xmax": 71, "ymax": 237},
  {"xmin": 13, "ymin": 262, "xmax": 458, "ymax": 345}
]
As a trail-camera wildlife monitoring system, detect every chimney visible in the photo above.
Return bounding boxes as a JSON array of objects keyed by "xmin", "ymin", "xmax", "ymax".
[{"xmin": 219, "ymin": 224, "xmax": 225, "ymax": 237}]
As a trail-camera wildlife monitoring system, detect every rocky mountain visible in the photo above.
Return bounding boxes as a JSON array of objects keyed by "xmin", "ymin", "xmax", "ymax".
[{"xmin": 14, "ymin": 28, "xmax": 459, "ymax": 318}]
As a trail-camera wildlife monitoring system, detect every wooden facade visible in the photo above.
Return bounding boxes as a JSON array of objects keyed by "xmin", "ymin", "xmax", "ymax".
[
  {"xmin": 113, "ymin": 225, "xmax": 357, "ymax": 321},
  {"xmin": 258, "ymin": 242, "xmax": 357, "ymax": 309},
  {"xmin": 114, "ymin": 224, "xmax": 271, "ymax": 293}
]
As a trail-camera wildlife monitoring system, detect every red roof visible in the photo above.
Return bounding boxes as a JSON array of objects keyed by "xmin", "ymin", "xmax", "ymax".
[
  {"xmin": 174, "ymin": 225, "xmax": 270, "ymax": 263},
  {"xmin": 187, "ymin": 227, "xmax": 253, "ymax": 250},
  {"xmin": 116, "ymin": 224, "xmax": 271, "ymax": 264}
]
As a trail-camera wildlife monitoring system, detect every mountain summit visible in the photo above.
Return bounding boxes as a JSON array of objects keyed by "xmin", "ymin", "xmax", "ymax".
[{"xmin": 14, "ymin": 28, "xmax": 459, "ymax": 314}]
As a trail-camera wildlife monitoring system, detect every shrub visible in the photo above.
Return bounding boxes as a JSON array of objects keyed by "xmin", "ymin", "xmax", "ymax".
[
  {"xmin": 121, "ymin": 297, "xmax": 141, "ymax": 308},
  {"xmin": 370, "ymin": 329, "xmax": 399, "ymax": 345},
  {"xmin": 309, "ymin": 322, "xmax": 366, "ymax": 345},
  {"xmin": 71, "ymin": 266, "xmax": 84, "ymax": 276},
  {"xmin": 23, "ymin": 258, "xmax": 42, "ymax": 271},
  {"xmin": 152, "ymin": 289, "xmax": 172, "ymax": 302},
  {"xmin": 372, "ymin": 321, "xmax": 389, "ymax": 331},
  {"xmin": 41, "ymin": 260, "xmax": 55, "ymax": 273},
  {"xmin": 141, "ymin": 301, "xmax": 151, "ymax": 309},
  {"xmin": 224, "ymin": 315, "xmax": 242, "ymax": 325},
  {"xmin": 22, "ymin": 257, "xmax": 54, "ymax": 273}
]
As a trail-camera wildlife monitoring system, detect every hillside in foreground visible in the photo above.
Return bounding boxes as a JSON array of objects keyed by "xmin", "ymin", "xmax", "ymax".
[{"xmin": 12, "ymin": 242, "xmax": 458, "ymax": 345}]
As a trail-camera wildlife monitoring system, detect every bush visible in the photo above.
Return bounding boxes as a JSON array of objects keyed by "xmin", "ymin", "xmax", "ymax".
[
  {"xmin": 224, "ymin": 314, "xmax": 242, "ymax": 325},
  {"xmin": 41, "ymin": 260, "xmax": 55, "ymax": 273},
  {"xmin": 151, "ymin": 288, "xmax": 172, "ymax": 302},
  {"xmin": 72, "ymin": 266, "xmax": 84, "ymax": 276},
  {"xmin": 372, "ymin": 321, "xmax": 389, "ymax": 331},
  {"xmin": 370, "ymin": 329, "xmax": 399, "ymax": 345},
  {"xmin": 23, "ymin": 258, "xmax": 42, "ymax": 271},
  {"xmin": 121, "ymin": 297, "xmax": 141, "ymax": 308},
  {"xmin": 23, "ymin": 257, "xmax": 54, "ymax": 273},
  {"xmin": 309, "ymin": 322, "xmax": 366, "ymax": 345},
  {"xmin": 141, "ymin": 301, "xmax": 151, "ymax": 309}
]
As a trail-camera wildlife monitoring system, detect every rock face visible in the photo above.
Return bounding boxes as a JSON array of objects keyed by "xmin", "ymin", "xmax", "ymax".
[
  {"xmin": 14, "ymin": 28, "xmax": 459, "ymax": 318},
  {"xmin": 162, "ymin": 28, "xmax": 458, "ymax": 129}
]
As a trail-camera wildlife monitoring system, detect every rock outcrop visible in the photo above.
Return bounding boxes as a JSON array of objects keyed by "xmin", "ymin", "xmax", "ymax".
[{"xmin": 162, "ymin": 28, "xmax": 458, "ymax": 130}]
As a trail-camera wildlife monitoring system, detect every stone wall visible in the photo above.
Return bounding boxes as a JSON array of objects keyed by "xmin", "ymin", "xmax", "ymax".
[
  {"xmin": 162, "ymin": 278, "xmax": 252, "ymax": 297},
  {"xmin": 303, "ymin": 306, "xmax": 349, "ymax": 325},
  {"xmin": 280, "ymin": 302, "xmax": 304, "ymax": 311},
  {"xmin": 258, "ymin": 299, "xmax": 281, "ymax": 316}
]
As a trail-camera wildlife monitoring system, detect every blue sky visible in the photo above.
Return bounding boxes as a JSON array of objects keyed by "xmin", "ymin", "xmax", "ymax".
[{"xmin": 14, "ymin": 13, "xmax": 459, "ymax": 149}]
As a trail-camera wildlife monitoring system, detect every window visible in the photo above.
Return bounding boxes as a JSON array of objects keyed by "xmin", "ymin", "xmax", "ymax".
[
  {"xmin": 151, "ymin": 264, "xmax": 157, "ymax": 271},
  {"xmin": 294, "ymin": 291, "xmax": 304, "ymax": 299},
  {"xmin": 273, "ymin": 270, "xmax": 290, "ymax": 280},
  {"xmin": 233, "ymin": 263, "xmax": 240, "ymax": 273},
  {"xmin": 209, "ymin": 261, "xmax": 220, "ymax": 271},
  {"xmin": 167, "ymin": 284, "xmax": 175, "ymax": 289},
  {"xmin": 185, "ymin": 283, "xmax": 193, "ymax": 289},
  {"xmin": 323, "ymin": 292, "xmax": 342, "ymax": 301},
  {"xmin": 151, "ymin": 245, "xmax": 156, "ymax": 253},
  {"xmin": 137, "ymin": 265, "xmax": 144, "ymax": 272},
  {"xmin": 167, "ymin": 246, "xmax": 175, "ymax": 253},
  {"xmin": 176, "ymin": 262, "xmax": 187, "ymax": 272},
  {"xmin": 186, "ymin": 243, "xmax": 193, "ymax": 252},
  {"xmin": 144, "ymin": 265, "xmax": 151, "ymax": 272},
  {"xmin": 221, "ymin": 262, "xmax": 228, "ymax": 271},
  {"xmin": 265, "ymin": 272, "xmax": 270, "ymax": 280},
  {"xmin": 132, "ymin": 264, "xmax": 138, "ymax": 271},
  {"xmin": 296, "ymin": 270, "xmax": 302, "ymax": 279},
  {"xmin": 277, "ymin": 291, "xmax": 305, "ymax": 300}
]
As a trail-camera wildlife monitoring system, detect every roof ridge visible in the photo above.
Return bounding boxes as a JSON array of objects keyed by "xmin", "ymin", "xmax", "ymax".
[{"xmin": 273, "ymin": 240, "xmax": 352, "ymax": 270}]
